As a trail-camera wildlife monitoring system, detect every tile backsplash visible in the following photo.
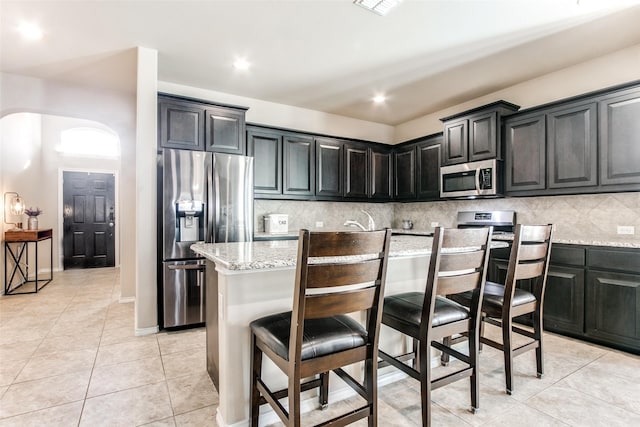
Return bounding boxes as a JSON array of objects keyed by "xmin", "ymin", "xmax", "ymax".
[{"xmin": 255, "ymin": 192, "xmax": 640, "ymax": 245}]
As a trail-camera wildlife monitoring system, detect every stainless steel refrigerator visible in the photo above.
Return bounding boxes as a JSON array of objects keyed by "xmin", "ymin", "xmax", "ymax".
[{"xmin": 159, "ymin": 149, "xmax": 253, "ymax": 328}]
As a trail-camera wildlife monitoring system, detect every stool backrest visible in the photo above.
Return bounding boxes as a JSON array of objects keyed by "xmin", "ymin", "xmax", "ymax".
[
  {"xmin": 421, "ymin": 227, "xmax": 492, "ymax": 336},
  {"xmin": 291, "ymin": 228, "xmax": 392, "ymax": 363},
  {"xmin": 504, "ymin": 224, "xmax": 554, "ymax": 305}
]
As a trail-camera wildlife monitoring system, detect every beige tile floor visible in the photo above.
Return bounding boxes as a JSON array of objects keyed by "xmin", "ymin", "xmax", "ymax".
[{"xmin": 1, "ymin": 267, "xmax": 639, "ymax": 426}]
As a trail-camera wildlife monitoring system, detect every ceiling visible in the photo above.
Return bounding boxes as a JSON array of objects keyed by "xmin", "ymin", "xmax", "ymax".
[{"xmin": 2, "ymin": 0, "xmax": 640, "ymax": 125}]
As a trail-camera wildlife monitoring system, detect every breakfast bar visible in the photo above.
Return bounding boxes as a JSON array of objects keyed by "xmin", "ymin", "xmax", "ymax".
[{"xmin": 192, "ymin": 235, "xmax": 508, "ymax": 427}]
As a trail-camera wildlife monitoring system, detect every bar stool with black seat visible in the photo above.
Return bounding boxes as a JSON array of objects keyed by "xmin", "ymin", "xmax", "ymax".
[
  {"xmin": 378, "ymin": 226, "xmax": 492, "ymax": 427},
  {"xmin": 448, "ymin": 223, "xmax": 553, "ymax": 395},
  {"xmin": 249, "ymin": 228, "xmax": 392, "ymax": 427}
]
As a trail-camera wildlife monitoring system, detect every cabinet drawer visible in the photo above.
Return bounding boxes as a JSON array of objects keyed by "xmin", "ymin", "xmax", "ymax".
[
  {"xmin": 587, "ymin": 247, "xmax": 640, "ymax": 274},
  {"xmin": 550, "ymin": 245, "xmax": 585, "ymax": 267}
]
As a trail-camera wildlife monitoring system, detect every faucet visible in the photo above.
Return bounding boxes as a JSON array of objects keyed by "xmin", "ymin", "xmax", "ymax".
[
  {"xmin": 343, "ymin": 220, "xmax": 367, "ymax": 231},
  {"xmin": 343, "ymin": 210, "xmax": 376, "ymax": 231}
]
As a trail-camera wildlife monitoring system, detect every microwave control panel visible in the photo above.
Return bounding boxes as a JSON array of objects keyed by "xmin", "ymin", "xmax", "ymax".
[{"xmin": 479, "ymin": 167, "xmax": 493, "ymax": 189}]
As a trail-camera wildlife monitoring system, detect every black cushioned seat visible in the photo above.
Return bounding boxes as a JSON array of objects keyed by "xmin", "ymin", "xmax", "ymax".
[
  {"xmin": 250, "ymin": 312, "xmax": 366, "ymax": 361},
  {"xmin": 383, "ymin": 292, "xmax": 470, "ymax": 336},
  {"xmin": 450, "ymin": 281, "xmax": 536, "ymax": 315}
]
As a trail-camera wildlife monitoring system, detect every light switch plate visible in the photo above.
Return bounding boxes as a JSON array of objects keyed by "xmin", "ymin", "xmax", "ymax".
[
  {"xmin": 315, "ymin": 221, "xmax": 324, "ymax": 228},
  {"xmin": 430, "ymin": 222, "xmax": 439, "ymax": 228},
  {"xmin": 617, "ymin": 225, "xmax": 635, "ymax": 235}
]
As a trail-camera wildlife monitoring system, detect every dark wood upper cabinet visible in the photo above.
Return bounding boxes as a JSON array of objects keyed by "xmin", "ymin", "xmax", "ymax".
[
  {"xmin": 441, "ymin": 101, "xmax": 519, "ymax": 166},
  {"xmin": 598, "ymin": 88, "xmax": 640, "ymax": 186},
  {"xmin": 159, "ymin": 99, "xmax": 205, "ymax": 150},
  {"xmin": 283, "ymin": 133, "xmax": 315, "ymax": 197},
  {"xmin": 394, "ymin": 146, "xmax": 416, "ymax": 200},
  {"xmin": 205, "ymin": 107, "xmax": 246, "ymax": 155},
  {"xmin": 505, "ymin": 113, "xmax": 546, "ymax": 193},
  {"xmin": 369, "ymin": 146, "xmax": 392, "ymax": 200},
  {"xmin": 158, "ymin": 94, "xmax": 247, "ymax": 154},
  {"xmin": 505, "ymin": 82, "xmax": 640, "ymax": 196},
  {"xmin": 344, "ymin": 143, "xmax": 369, "ymax": 199},
  {"xmin": 547, "ymin": 102, "xmax": 597, "ymax": 189},
  {"xmin": 442, "ymin": 119, "xmax": 467, "ymax": 165},
  {"xmin": 469, "ymin": 111, "xmax": 498, "ymax": 161},
  {"xmin": 315, "ymin": 137, "xmax": 344, "ymax": 199},
  {"xmin": 416, "ymin": 138, "xmax": 442, "ymax": 200},
  {"xmin": 247, "ymin": 127, "xmax": 282, "ymax": 196}
]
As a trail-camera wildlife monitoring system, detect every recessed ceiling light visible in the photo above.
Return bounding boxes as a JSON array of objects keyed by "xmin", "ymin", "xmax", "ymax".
[
  {"xmin": 373, "ymin": 94, "xmax": 386, "ymax": 104},
  {"xmin": 233, "ymin": 58, "xmax": 251, "ymax": 71},
  {"xmin": 354, "ymin": 0, "xmax": 402, "ymax": 16},
  {"xmin": 17, "ymin": 21, "xmax": 43, "ymax": 41}
]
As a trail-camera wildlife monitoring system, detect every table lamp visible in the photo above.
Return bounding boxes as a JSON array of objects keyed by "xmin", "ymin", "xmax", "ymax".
[{"xmin": 3, "ymin": 192, "xmax": 26, "ymax": 231}]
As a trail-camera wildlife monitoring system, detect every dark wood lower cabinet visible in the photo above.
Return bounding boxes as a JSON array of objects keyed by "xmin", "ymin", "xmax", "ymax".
[
  {"xmin": 544, "ymin": 265, "xmax": 585, "ymax": 336},
  {"xmin": 586, "ymin": 270, "xmax": 640, "ymax": 353},
  {"xmin": 489, "ymin": 243, "xmax": 639, "ymax": 354}
]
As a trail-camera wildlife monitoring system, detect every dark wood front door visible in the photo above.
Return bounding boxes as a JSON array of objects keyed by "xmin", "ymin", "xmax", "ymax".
[{"xmin": 63, "ymin": 171, "xmax": 115, "ymax": 269}]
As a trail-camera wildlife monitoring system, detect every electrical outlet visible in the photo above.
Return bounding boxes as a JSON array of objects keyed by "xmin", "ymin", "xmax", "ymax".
[
  {"xmin": 430, "ymin": 222, "xmax": 439, "ymax": 228},
  {"xmin": 617, "ymin": 225, "xmax": 635, "ymax": 235},
  {"xmin": 315, "ymin": 221, "xmax": 324, "ymax": 228}
]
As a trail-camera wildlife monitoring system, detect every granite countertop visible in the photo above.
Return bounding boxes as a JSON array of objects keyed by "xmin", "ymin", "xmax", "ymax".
[
  {"xmin": 489, "ymin": 233, "xmax": 640, "ymax": 248},
  {"xmin": 191, "ymin": 235, "xmax": 509, "ymax": 271}
]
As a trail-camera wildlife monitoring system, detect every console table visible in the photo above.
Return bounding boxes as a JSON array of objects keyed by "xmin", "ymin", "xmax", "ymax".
[{"xmin": 4, "ymin": 228, "xmax": 53, "ymax": 295}]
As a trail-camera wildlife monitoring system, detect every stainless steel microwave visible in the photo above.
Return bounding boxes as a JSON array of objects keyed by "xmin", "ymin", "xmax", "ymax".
[{"xmin": 440, "ymin": 158, "xmax": 503, "ymax": 199}]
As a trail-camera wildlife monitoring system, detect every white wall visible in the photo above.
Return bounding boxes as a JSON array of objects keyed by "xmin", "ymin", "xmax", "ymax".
[
  {"xmin": 395, "ymin": 43, "xmax": 640, "ymax": 142},
  {"xmin": 0, "ymin": 65, "xmax": 137, "ymax": 299},
  {"xmin": 134, "ymin": 47, "xmax": 159, "ymax": 334},
  {"xmin": 0, "ymin": 113, "xmax": 122, "ymax": 287}
]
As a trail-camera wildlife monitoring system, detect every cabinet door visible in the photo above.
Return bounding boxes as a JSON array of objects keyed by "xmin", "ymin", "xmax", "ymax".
[
  {"xmin": 586, "ymin": 270, "xmax": 640, "ymax": 352},
  {"xmin": 369, "ymin": 147, "xmax": 392, "ymax": 200},
  {"xmin": 159, "ymin": 100, "xmax": 204, "ymax": 150},
  {"xmin": 543, "ymin": 265, "xmax": 585, "ymax": 335},
  {"xmin": 442, "ymin": 119, "xmax": 468, "ymax": 165},
  {"xmin": 283, "ymin": 133, "xmax": 315, "ymax": 197},
  {"xmin": 469, "ymin": 111, "xmax": 497, "ymax": 162},
  {"xmin": 345, "ymin": 144, "xmax": 369, "ymax": 199},
  {"xmin": 394, "ymin": 147, "xmax": 416, "ymax": 200},
  {"xmin": 416, "ymin": 142, "xmax": 441, "ymax": 200},
  {"xmin": 505, "ymin": 113, "xmax": 546, "ymax": 193},
  {"xmin": 315, "ymin": 137, "xmax": 343, "ymax": 199},
  {"xmin": 205, "ymin": 107, "xmax": 246, "ymax": 155},
  {"xmin": 599, "ymin": 89, "xmax": 640, "ymax": 186},
  {"xmin": 247, "ymin": 128, "xmax": 282, "ymax": 196},
  {"xmin": 547, "ymin": 103, "xmax": 597, "ymax": 189}
]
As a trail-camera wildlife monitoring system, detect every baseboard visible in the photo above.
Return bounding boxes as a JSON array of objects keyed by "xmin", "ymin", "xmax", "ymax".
[
  {"xmin": 135, "ymin": 325, "xmax": 158, "ymax": 336},
  {"xmin": 119, "ymin": 296, "xmax": 135, "ymax": 304}
]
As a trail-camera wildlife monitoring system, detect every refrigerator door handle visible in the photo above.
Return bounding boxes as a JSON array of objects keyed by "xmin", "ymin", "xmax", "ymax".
[
  {"xmin": 167, "ymin": 264, "xmax": 206, "ymax": 271},
  {"xmin": 206, "ymin": 152, "xmax": 214, "ymax": 243}
]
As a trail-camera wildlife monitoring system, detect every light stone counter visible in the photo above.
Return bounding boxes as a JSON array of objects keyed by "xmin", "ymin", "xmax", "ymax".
[
  {"xmin": 192, "ymin": 234, "xmax": 508, "ymax": 271},
  {"xmin": 192, "ymin": 235, "xmax": 508, "ymax": 427}
]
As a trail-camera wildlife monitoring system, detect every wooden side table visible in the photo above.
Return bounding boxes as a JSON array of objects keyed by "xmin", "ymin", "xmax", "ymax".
[{"xmin": 4, "ymin": 228, "xmax": 53, "ymax": 295}]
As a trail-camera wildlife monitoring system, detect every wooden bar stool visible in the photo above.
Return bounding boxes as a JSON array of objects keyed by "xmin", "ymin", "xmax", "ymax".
[
  {"xmin": 448, "ymin": 224, "xmax": 553, "ymax": 395},
  {"xmin": 249, "ymin": 228, "xmax": 392, "ymax": 426},
  {"xmin": 378, "ymin": 226, "xmax": 492, "ymax": 427}
]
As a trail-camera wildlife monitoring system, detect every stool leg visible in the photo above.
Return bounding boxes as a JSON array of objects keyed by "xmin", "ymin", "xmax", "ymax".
[
  {"xmin": 250, "ymin": 334, "xmax": 262, "ymax": 427},
  {"xmin": 441, "ymin": 337, "xmax": 451, "ymax": 366},
  {"xmin": 533, "ymin": 309, "xmax": 544, "ymax": 379},
  {"xmin": 319, "ymin": 372, "xmax": 329, "ymax": 408},
  {"xmin": 419, "ymin": 339, "xmax": 432, "ymax": 427},
  {"xmin": 502, "ymin": 317, "xmax": 514, "ymax": 395}
]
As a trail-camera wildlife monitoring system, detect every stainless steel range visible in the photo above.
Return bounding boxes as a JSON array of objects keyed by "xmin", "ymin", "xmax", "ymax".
[{"xmin": 456, "ymin": 210, "xmax": 516, "ymax": 235}]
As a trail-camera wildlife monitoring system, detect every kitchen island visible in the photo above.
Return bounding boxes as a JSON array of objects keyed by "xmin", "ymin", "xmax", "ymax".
[{"xmin": 192, "ymin": 235, "xmax": 508, "ymax": 427}]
